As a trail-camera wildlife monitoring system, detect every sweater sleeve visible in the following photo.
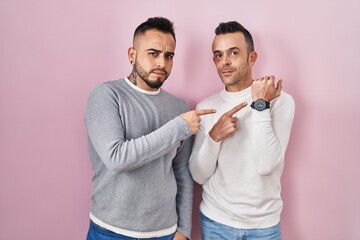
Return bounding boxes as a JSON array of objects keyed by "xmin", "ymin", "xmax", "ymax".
[
  {"xmin": 189, "ymin": 112, "xmax": 221, "ymax": 185},
  {"xmin": 85, "ymin": 84, "xmax": 192, "ymax": 173},
  {"xmin": 251, "ymin": 94, "xmax": 295, "ymax": 175},
  {"xmin": 172, "ymin": 137, "xmax": 194, "ymax": 239}
]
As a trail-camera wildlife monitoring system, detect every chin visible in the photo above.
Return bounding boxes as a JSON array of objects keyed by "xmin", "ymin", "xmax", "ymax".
[
  {"xmin": 221, "ymin": 78, "xmax": 236, "ymax": 86},
  {"xmin": 145, "ymin": 79, "xmax": 165, "ymax": 89}
]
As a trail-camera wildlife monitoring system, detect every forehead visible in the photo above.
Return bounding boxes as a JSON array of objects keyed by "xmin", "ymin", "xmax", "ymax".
[
  {"xmin": 135, "ymin": 29, "xmax": 176, "ymax": 51},
  {"xmin": 212, "ymin": 32, "xmax": 247, "ymax": 51}
]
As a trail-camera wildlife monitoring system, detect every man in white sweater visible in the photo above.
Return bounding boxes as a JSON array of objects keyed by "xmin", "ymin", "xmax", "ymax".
[{"xmin": 189, "ymin": 21, "xmax": 295, "ymax": 239}]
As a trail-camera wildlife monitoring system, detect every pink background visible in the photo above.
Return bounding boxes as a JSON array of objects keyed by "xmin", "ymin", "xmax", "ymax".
[{"xmin": 1, "ymin": 0, "xmax": 359, "ymax": 239}]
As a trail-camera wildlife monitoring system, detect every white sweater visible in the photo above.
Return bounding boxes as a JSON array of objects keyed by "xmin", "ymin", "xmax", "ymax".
[{"xmin": 189, "ymin": 86, "xmax": 295, "ymax": 229}]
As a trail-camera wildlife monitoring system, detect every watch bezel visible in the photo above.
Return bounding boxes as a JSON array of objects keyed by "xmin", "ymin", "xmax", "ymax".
[{"xmin": 251, "ymin": 99, "xmax": 270, "ymax": 111}]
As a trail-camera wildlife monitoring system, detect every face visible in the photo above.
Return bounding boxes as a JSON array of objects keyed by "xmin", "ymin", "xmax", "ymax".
[
  {"xmin": 128, "ymin": 29, "xmax": 175, "ymax": 91},
  {"xmin": 212, "ymin": 32, "xmax": 256, "ymax": 92}
]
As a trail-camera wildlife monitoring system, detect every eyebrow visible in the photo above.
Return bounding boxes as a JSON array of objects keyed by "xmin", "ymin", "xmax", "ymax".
[
  {"xmin": 147, "ymin": 48, "xmax": 162, "ymax": 53},
  {"xmin": 228, "ymin": 47, "xmax": 241, "ymax": 51},
  {"xmin": 147, "ymin": 48, "xmax": 175, "ymax": 56},
  {"xmin": 213, "ymin": 47, "xmax": 241, "ymax": 54}
]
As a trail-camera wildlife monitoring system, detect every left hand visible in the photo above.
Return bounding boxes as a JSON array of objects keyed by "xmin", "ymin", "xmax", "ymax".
[
  {"xmin": 251, "ymin": 75, "xmax": 282, "ymax": 101},
  {"xmin": 209, "ymin": 103, "xmax": 247, "ymax": 142},
  {"xmin": 173, "ymin": 231, "xmax": 188, "ymax": 240}
]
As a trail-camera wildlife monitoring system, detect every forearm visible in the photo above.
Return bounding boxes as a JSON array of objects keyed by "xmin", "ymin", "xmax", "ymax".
[
  {"xmin": 251, "ymin": 110, "xmax": 282, "ymax": 175},
  {"xmin": 173, "ymin": 138, "xmax": 193, "ymax": 239},
  {"xmin": 87, "ymin": 116, "xmax": 191, "ymax": 173},
  {"xmin": 251, "ymin": 97, "xmax": 295, "ymax": 175}
]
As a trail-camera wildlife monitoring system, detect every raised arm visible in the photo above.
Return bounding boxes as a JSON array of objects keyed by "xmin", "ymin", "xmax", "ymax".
[
  {"xmin": 85, "ymin": 84, "xmax": 191, "ymax": 173},
  {"xmin": 251, "ymin": 76, "xmax": 295, "ymax": 175},
  {"xmin": 190, "ymin": 103, "xmax": 247, "ymax": 184}
]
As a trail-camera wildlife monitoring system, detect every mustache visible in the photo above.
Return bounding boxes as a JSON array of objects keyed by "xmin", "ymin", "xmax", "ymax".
[
  {"xmin": 221, "ymin": 66, "xmax": 235, "ymax": 72},
  {"xmin": 150, "ymin": 68, "xmax": 168, "ymax": 75}
]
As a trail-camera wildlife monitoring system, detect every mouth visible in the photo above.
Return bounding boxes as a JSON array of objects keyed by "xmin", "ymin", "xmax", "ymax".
[
  {"xmin": 222, "ymin": 70, "xmax": 233, "ymax": 76},
  {"xmin": 221, "ymin": 66, "xmax": 235, "ymax": 76},
  {"xmin": 151, "ymin": 69, "xmax": 167, "ymax": 76}
]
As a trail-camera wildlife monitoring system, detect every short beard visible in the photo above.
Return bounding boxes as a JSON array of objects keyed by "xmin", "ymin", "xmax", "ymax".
[
  {"xmin": 135, "ymin": 63, "xmax": 169, "ymax": 89},
  {"xmin": 143, "ymin": 77, "xmax": 164, "ymax": 89}
]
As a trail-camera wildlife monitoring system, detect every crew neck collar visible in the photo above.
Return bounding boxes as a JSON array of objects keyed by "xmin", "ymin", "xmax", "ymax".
[
  {"xmin": 124, "ymin": 77, "xmax": 161, "ymax": 95},
  {"xmin": 220, "ymin": 86, "xmax": 252, "ymax": 102}
]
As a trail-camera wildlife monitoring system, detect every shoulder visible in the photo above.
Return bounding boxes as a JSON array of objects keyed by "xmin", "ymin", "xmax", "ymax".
[{"xmin": 89, "ymin": 79, "xmax": 126, "ymax": 99}]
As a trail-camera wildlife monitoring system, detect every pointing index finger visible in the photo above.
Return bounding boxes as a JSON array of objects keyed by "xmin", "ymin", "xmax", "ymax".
[
  {"xmin": 224, "ymin": 102, "xmax": 247, "ymax": 116},
  {"xmin": 195, "ymin": 109, "xmax": 217, "ymax": 116}
]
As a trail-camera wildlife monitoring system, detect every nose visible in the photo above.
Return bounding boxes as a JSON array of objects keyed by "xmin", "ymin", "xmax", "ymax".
[
  {"xmin": 156, "ymin": 56, "xmax": 166, "ymax": 68},
  {"xmin": 222, "ymin": 53, "xmax": 231, "ymax": 66}
]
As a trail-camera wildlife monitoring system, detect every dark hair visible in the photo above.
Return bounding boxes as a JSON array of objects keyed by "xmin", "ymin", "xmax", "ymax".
[
  {"xmin": 215, "ymin": 21, "xmax": 254, "ymax": 53},
  {"xmin": 134, "ymin": 17, "xmax": 176, "ymax": 42}
]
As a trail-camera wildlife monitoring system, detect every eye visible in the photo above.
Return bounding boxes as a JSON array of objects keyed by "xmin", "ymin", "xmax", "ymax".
[
  {"xmin": 213, "ymin": 52, "xmax": 222, "ymax": 58},
  {"xmin": 149, "ymin": 52, "xmax": 158, "ymax": 57},
  {"xmin": 231, "ymin": 50, "xmax": 239, "ymax": 56},
  {"xmin": 166, "ymin": 54, "xmax": 174, "ymax": 59}
]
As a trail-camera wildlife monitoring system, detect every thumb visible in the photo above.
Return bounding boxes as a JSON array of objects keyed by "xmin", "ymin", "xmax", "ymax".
[{"xmin": 276, "ymin": 79, "xmax": 283, "ymax": 95}]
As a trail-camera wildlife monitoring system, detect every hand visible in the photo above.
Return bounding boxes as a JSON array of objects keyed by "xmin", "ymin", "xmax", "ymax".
[
  {"xmin": 173, "ymin": 231, "xmax": 188, "ymax": 240},
  {"xmin": 209, "ymin": 102, "xmax": 247, "ymax": 142},
  {"xmin": 180, "ymin": 109, "xmax": 216, "ymax": 135},
  {"xmin": 251, "ymin": 75, "xmax": 282, "ymax": 101}
]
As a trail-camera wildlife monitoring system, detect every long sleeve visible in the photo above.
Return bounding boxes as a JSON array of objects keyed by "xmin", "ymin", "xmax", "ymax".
[
  {"xmin": 172, "ymin": 137, "xmax": 194, "ymax": 238},
  {"xmin": 85, "ymin": 84, "xmax": 191, "ymax": 173},
  {"xmin": 189, "ymin": 113, "xmax": 221, "ymax": 185},
  {"xmin": 251, "ymin": 94, "xmax": 295, "ymax": 175},
  {"xmin": 188, "ymin": 88, "xmax": 295, "ymax": 229}
]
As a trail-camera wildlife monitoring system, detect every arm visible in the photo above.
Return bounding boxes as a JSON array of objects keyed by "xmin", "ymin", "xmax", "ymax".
[
  {"xmin": 172, "ymin": 137, "xmax": 194, "ymax": 239},
  {"xmin": 189, "ymin": 113, "xmax": 221, "ymax": 185},
  {"xmin": 189, "ymin": 103, "xmax": 246, "ymax": 184},
  {"xmin": 251, "ymin": 96, "xmax": 295, "ymax": 175},
  {"xmin": 85, "ymin": 84, "xmax": 192, "ymax": 173},
  {"xmin": 251, "ymin": 76, "xmax": 295, "ymax": 175}
]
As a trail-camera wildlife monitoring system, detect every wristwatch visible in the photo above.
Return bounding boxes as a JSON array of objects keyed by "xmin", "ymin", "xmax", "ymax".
[{"xmin": 250, "ymin": 99, "xmax": 270, "ymax": 111}]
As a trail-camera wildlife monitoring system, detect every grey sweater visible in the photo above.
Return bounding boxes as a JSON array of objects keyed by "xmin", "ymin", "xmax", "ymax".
[{"xmin": 85, "ymin": 78, "xmax": 193, "ymax": 238}]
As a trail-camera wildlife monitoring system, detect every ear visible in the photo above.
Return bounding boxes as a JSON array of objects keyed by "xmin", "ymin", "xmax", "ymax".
[
  {"xmin": 248, "ymin": 51, "xmax": 257, "ymax": 66},
  {"xmin": 128, "ymin": 47, "xmax": 136, "ymax": 64}
]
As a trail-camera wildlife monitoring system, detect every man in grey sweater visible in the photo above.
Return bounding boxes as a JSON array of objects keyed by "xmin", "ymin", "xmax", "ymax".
[{"xmin": 85, "ymin": 17, "xmax": 215, "ymax": 240}]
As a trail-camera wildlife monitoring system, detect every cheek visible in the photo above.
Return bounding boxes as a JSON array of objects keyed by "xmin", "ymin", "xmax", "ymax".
[
  {"xmin": 137, "ymin": 59, "xmax": 152, "ymax": 70},
  {"xmin": 138, "ymin": 53, "xmax": 153, "ymax": 64},
  {"xmin": 165, "ymin": 60, "xmax": 174, "ymax": 69},
  {"xmin": 233, "ymin": 59, "xmax": 246, "ymax": 69}
]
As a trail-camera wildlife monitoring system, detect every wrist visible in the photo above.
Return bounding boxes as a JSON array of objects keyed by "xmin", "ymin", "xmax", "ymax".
[
  {"xmin": 250, "ymin": 98, "xmax": 270, "ymax": 111},
  {"xmin": 252, "ymin": 95, "xmax": 270, "ymax": 102},
  {"xmin": 209, "ymin": 131, "xmax": 221, "ymax": 142}
]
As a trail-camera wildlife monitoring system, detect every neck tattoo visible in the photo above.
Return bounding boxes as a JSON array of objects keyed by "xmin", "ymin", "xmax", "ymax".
[{"xmin": 128, "ymin": 67, "xmax": 137, "ymax": 86}]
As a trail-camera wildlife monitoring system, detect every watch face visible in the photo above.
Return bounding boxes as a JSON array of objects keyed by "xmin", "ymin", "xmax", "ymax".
[
  {"xmin": 251, "ymin": 99, "xmax": 269, "ymax": 111},
  {"xmin": 255, "ymin": 100, "xmax": 266, "ymax": 111}
]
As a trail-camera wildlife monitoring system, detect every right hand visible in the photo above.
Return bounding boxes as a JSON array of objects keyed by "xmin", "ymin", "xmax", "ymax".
[
  {"xmin": 251, "ymin": 75, "xmax": 282, "ymax": 101},
  {"xmin": 180, "ymin": 109, "xmax": 216, "ymax": 135},
  {"xmin": 209, "ymin": 102, "xmax": 247, "ymax": 142}
]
